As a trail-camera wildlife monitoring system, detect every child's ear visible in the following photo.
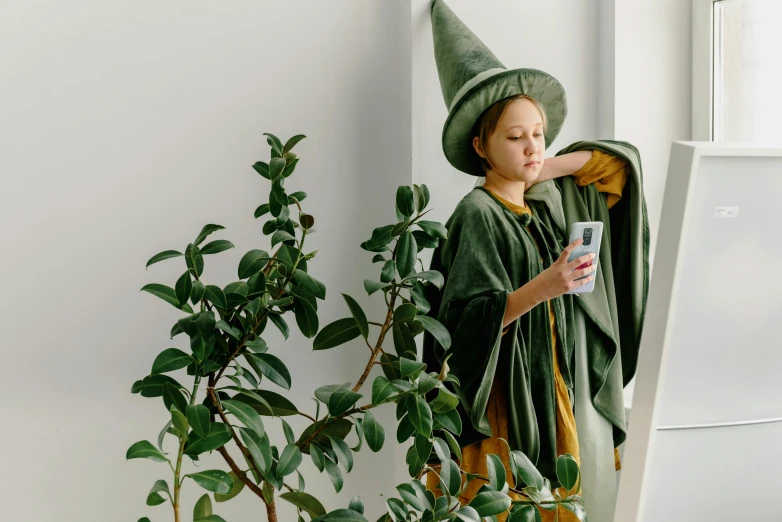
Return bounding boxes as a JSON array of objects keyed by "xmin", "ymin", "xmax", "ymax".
[{"xmin": 472, "ymin": 136, "xmax": 485, "ymax": 159}]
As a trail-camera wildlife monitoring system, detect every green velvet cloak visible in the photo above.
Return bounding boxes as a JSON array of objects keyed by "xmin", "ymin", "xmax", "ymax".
[{"xmin": 422, "ymin": 140, "xmax": 649, "ymax": 485}]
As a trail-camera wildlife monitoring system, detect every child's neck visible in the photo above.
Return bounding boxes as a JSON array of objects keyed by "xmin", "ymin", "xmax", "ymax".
[{"xmin": 482, "ymin": 173, "xmax": 526, "ymax": 208}]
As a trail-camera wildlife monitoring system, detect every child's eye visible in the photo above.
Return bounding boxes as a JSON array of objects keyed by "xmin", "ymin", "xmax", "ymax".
[
  {"xmin": 534, "ymin": 133, "xmax": 543, "ymax": 137},
  {"xmin": 509, "ymin": 136, "xmax": 521, "ymax": 140}
]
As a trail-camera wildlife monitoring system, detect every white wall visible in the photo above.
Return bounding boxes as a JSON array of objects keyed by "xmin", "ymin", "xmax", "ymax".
[
  {"xmin": 613, "ymin": 0, "xmax": 693, "ymax": 406},
  {"xmin": 0, "ymin": 1, "xmax": 410, "ymax": 520}
]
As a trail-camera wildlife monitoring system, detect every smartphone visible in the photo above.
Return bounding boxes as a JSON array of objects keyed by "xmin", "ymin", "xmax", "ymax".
[{"xmin": 566, "ymin": 221, "xmax": 603, "ymax": 294}]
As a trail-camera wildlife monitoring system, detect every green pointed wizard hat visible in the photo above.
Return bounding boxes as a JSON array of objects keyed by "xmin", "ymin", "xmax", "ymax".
[{"xmin": 431, "ymin": 0, "xmax": 567, "ymax": 176}]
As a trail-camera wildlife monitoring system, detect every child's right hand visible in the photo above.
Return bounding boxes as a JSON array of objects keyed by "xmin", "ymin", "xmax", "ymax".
[{"xmin": 530, "ymin": 238, "xmax": 597, "ymax": 302}]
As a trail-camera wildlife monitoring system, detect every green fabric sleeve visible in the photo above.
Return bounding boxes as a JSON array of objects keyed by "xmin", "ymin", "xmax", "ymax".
[{"xmin": 427, "ymin": 204, "xmax": 514, "ymax": 438}]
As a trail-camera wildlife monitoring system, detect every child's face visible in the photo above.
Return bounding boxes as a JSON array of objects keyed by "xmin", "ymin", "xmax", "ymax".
[{"xmin": 474, "ymin": 98, "xmax": 546, "ymax": 183}]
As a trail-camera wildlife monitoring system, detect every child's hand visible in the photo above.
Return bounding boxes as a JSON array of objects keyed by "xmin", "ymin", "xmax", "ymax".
[{"xmin": 529, "ymin": 238, "xmax": 596, "ymax": 301}]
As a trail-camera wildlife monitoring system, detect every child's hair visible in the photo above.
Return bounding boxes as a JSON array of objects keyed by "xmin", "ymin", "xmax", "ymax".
[{"xmin": 472, "ymin": 94, "xmax": 548, "ymax": 173}]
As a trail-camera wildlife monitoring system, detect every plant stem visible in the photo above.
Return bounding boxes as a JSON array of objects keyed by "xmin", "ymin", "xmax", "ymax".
[
  {"xmin": 216, "ymin": 446, "xmax": 265, "ymax": 498},
  {"xmin": 352, "ymin": 286, "xmax": 397, "ymax": 393},
  {"xmin": 172, "ymin": 375, "xmax": 201, "ymax": 522},
  {"xmin": 207, "ymin": 387, "xmax": 264, "ymax": 481}
]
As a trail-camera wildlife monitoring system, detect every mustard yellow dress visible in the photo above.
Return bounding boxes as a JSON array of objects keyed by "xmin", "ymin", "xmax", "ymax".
[{"xmin": 425, "ymin": 150, "xmax": 628, "ymax": 522}]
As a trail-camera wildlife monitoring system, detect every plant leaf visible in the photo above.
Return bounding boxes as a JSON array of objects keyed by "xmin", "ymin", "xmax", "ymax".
[
  {"xmin": 292, "ymin": 269, "xmax": 326, "ymax": 299},
  {"xmin": 140, "ymin": 283, "xmax": 194, "ymax": 313},
  {"xmin": 222, "ymin": 400, "xmax": 266, "ymax": 438},
  {"xmin": 395, "ymin": 231, "xmax": 417, "ymax": 278},
  {"xmin": 371, "ymin": 375, "xmax": 396, "ymax": 406},
  {"xmin": 187, "ymin": 404, "xmax": 211, "ymax": 439},
  {"xmin": 280, "ymin": 491, "xmax": 326, "ymax": 518},
  {"xmin": 146, "ymin": 250, "xmax": 183, "ymax": 269},
  {"xmin": 249, "ymin": 353, "xmax": 291, "ymax": 390},
  {"xmin": 396, "ymin": 186, "xmax": 415, "ymax": 218},
  {"xmin": 414, "ymin": 316, "xmax": 451, "ymax": 349},
  {"xmin": 416, "ymin": 220, "xmax": 447, "ymax": 240},
  {"xmin": 194, "ymin": 224, "xmax": 225, "ymax": 246},
  {"xmin": 327, "ymin": 388, "xmax": 362, "ymax": 417},
  {"xmin": 405, "ymin": 394, "xmax": 433, "ymax": 437},
  {"xmin": 556, "ymin": 453, "xmax": 580, "ymax": 493},
  {"xmin": 151, "ymin": 348, "xmax": 193, "ymax": 375},
  {"xmin": 126, "ymin": 440, "xmax": 168, "ymax": 462},
  {"xmin": 468, "ymin": 490, "xmax": 511, "ymax": 517},
  {"xmin": 240, "ymin": 428, "xmax": 273, "ymax": 473},
  {"xmin": 193, "ymin": 493, "xmax": 212, "ymax": 519},
  {"xmin": 362, "ymin": 411, "xmax": 385, "ymax": 453},
  {"xmin": 186, "ymin": 470, "xmax": 233, "ymax": 494},
  {"xmin": 341, "ymin": 294, "xmax": 369, "ymax": 339},
  {"xmin": 276, "ymin": 443, "xmax": 303, "ymax": 476},
  {"xmin": 363, "ymin": 279, "xmax": 389, "ymax": 295},
  {"xmin": 294, "ymin": 297, "xmax": 319, "ymax": 338},
  {"xmin": 201, "ymin": 240, "xmax": 235, "ymax": 255},
  {"xmin": 313, "ymin": 318, "xmax": 361, "ymax": 350},
  {"xmin": 184, "ymin": 423, "xmax": 232, "ymax": 456}
]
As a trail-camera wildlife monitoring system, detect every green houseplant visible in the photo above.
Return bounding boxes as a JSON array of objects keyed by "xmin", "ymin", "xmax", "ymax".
[{"xmin": 128, "ymin": 133, "xmax": 585, "ymax": 522}]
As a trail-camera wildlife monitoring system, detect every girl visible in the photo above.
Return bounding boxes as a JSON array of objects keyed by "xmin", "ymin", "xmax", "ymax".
[
  {"xmin": 422, "ymin": 3, "xmax": 647, "ymax": 520},
  {"xmin": 423, "ymin": 93, "xmax": 628, "ymax": 522}
]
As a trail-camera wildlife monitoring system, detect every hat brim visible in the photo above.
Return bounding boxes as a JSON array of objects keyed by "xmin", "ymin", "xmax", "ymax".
[{"xmin": 442, "ymin": 68, "xmax": 567, "ymax": 176}]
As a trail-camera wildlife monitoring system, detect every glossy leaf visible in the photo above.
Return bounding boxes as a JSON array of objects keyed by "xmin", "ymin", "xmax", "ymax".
[
  {"xmin": 395, "ymin": 231, "xmax": 417, "ymax": 278},
  {"xmin": 238, "ymin": 249, "xmax": 270, "ymax": 279},
  {"xmin": 323, "ymin": 458, "xmax": 343, "ymax": 493},
  {"xmin": 292, "ymin": 269, "xmax": 326, "ymax": 299},
  {"xmin": 269, "ymin": 313, "xmax": 289, "ymax": 340},
  {"xmin": 249, "ymin": 353, "xmax": 291, "ymax": 390},
  {"xmin": 151, "ymin": 348, "xmax": 192, "ymax": 375},
  {"xmin": 187, "ymin": 404, "xmax": 211, "ymax": 439},
  {"xmin": 222, "ymin": 400, "xmax": 266, "ymax": 437},
  {"xmin": 328, "ymin": 435, "xmax": 354, "ymax": 472},
  {"xmin": 342, "ymin": 294, "xmax": 369, "ymax": 339},
  {"xmin": 162, "ymin": 382, "xmax": 187, "ymax": 413},
  {"xmin": 403, "ymin": 270, "xmax": 445, "ymax": 289},
  {"xmin": 556, "ymin": 453, "xmax": 580, "ymax": 492},
  {"xmin": 430, "ymin": 387, "xmax": 459, "ymax": 414},
  {"xmin": 406, "ymin": 395, "xmax": 433, "ymax": 436},
  {"xmin": 362, "ymin": 411, "xmax": 385, "ymax": 452},
  {"xmin": 140, "ymin": 283, "xmax": 193, "ymax": 312},
  {"xmin": 277, "ymin": 443, "xmax": 303, "ymax": 476},
  {"xmin": 433, "ymin": 408, "xmax": 462, "ymax": 435},
  {"xmin": 511, "ymin": 450, "xmax": 544, "ymax": 490},
  {"xmin": 201, "ymin": 240, "xmax": 234, "ymax": 255},
  {"xmin": 193, "ymin": 493, "xmax": 212, "ymax": 519},
  {"xmin": 363, "ymin": 279, "xmax": 389, "ymax": 295},
  {"xmin": 126, "ymin": 440, "xmax": 168, "ymax": 462},
  {"xmin": 240, "ymin": 428, "xmax": 273, "ymax": 473},
  {"xmin": 313, "ymin": 318, "xmax": 361, "ymax": 350},
  {"xmin": 280, "ymin": 491, "xmax": 327, "ymax": 518},
  {"xmin": 486, "ymin": 454, "xmax": 507, "ymax": 491},
  {"xmin": 371, "ymin": 376, "xmax": 396, "ymax": 406},
  {"xmin": 440, "ymin": 458, "xmax": 462, "ymax": 497},
  {"xmin": 396, "ymin": 186, "xmax": 415, "ymax": 218},
  {"xmin": 392, "ymin": 303, "xmax": 417, "ymax": 324},
  {"xmin": 184, "ymin": 423, "xmax": 232, "ymax": 456},
  {"xmin": 194, "ymin": 224, "xmax": 225, "ymax": 246},
  {"xmin": 146, "ymin": 250, "xmax": 183, "ymax": 269},
  {"xmin": 204, "ymin": 285, "xmax": 227, "ymax": 309},
  {"xmin": 415, "ymin": 316, "xmax": 451, "ymax": 349},
  {"xmin": 469, "ymin": 491, "xmax": 511, "ymax": 517},
  {"xmin": 186, "ymin": 470, "xmax": 233, "ymax": 494},
  {"xmin": 327, "ymin": 388, "xmax": 362, "ymax": 417},
  {"xmin": 416, "ymin": 220, "xmax": 447, "ymax": 240},
  {"xmin": 294, "ymin": 297, "xmax": 319, "ymax": 338}
]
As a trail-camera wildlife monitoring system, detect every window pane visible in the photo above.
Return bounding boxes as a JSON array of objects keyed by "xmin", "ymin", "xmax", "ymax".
[{"xmin": 713, "ymin": 0, "xmax": 782, "ymax": 144}]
